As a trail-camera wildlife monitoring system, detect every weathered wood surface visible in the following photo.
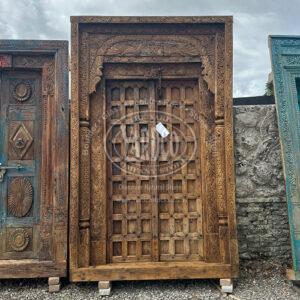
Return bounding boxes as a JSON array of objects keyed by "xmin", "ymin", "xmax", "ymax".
[
  {"xmin": 270, "ymin": 36, "xmax": 300, "ymax": 281},
  {"xmin": 70, "ymin": 16, "xmax": 238, "ymax": 282},
  {"xmin": 70, "ymin": 261, "xmax": 233, "ymax": 281},
  {"xmin": 0, "ymin": 40, "xmax": 69, "ymax": 279},
  {"xmin": 0, "ymin": 260, "xmax": 66, "ymax": 278}
]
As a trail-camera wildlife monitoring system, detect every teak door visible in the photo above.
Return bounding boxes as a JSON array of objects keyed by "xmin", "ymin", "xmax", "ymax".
[
  {"xmin": 106, "ymin": 79, "xmax": 204, "ymax": 263},
  {"xmin": 70, "ymin": 17, "xmax": 238, "ymax": 283},
  {"xmin": 0, "ymin": 40, "xmax": 68, "ymax": 282}
]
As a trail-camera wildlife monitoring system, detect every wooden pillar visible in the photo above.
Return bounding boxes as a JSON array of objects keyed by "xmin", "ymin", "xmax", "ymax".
[{"xmin": 79, "ymin": 120, "xmax": 91, "ymax": 267}]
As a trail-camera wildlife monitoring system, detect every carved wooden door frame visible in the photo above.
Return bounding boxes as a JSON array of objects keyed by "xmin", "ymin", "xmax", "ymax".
[
  {"xmin": 0, "ymin": 40, "xmax": 69, "ymax": 279},
  {"xmin": 70, "ymin": 16, "xmax": 238, "ymax": 282},
  {"xmin": 270, "ymin": 36, "xmax": 300, "ymax": 281}
]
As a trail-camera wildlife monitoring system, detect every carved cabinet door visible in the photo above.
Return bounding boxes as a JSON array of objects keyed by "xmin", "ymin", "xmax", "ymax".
[
  {"xmin": 0, "ymin": 70, "xmax": 42, "ymax": 259},
  {"xmin": 0, "ymin": 41, "xmax": 68, "ymax": 280}
]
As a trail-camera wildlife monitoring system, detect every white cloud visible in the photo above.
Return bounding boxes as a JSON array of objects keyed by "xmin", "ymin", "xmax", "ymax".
[{"xmin": 1, "ymin": 0, "xmax": 300, "ymax": 97}]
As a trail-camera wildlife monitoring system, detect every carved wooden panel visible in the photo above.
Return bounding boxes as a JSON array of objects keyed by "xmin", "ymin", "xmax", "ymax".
[
  {"xmin": 157, "ymin": 80, "xmax": 203, "ymax": 261},
  {"xmin": 70, "ymin": 16, "xmax": 238, "ymax": 282},
  {"xmin": 107, "ymin": 80, "xmax": 156, "ymax": 263},
  {"xmin": 0, "ymin": 70, "xmax": 41, "ymax": 260},
  {"xmin": 270, "ymin": 36, "xmax": 300, "ymax": 280},
  {"xmin": 0, "ymin": 40, "xmax": 69, "ymax": 279}
]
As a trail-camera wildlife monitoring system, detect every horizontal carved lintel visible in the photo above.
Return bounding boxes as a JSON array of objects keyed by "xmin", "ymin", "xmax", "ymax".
[{"xmin": 88, "ymin": 35, "xmax": 216, "ymax": 96}]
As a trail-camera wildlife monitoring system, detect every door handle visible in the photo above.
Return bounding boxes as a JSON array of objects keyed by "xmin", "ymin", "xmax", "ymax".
[{"xmin": 0, "ymin": 163, "xmax": 24, "ymax": 183}]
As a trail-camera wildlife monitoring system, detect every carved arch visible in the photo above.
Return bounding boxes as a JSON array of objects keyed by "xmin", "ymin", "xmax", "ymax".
[{"xmin": 88, "ymin": 35, "xmax": 215, "ymax": 95}]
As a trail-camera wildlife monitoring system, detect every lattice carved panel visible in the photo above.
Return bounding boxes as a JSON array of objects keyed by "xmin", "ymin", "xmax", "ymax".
[
  {"xmin": 107, "ymin": 80, "xmax": 156, "ymax": 263},
  {"xmin": 157, "ymin": 81, "xmax": 203, "ymax": 261}
]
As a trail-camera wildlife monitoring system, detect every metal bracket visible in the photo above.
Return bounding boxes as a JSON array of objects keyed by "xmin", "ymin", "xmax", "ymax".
[
  {"xmin": 0, "ymin": 163, "xmax": 23, "ymax": 183},
  {"xmin": 0, "ymin": 169, "xmax": 6, "ymax": 183}
]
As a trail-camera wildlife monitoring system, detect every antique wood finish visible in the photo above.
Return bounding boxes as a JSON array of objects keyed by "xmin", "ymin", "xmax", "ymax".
[
  {"xmin": 0, "ymin": 40, "xmax": 69, "ymax": 280},
  {"xmin": 269, "ymin": 36, "xmax": 300, "ymax": 281},
  {"xmin": 70, "ymin": 16, "xmax": 238, "ymax": 282}
]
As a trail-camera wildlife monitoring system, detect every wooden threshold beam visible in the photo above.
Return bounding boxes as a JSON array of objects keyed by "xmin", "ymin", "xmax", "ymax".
[
  {"xmin": 70, "ymin": 261, "xmax": 237, "ymax": 282},
  {"xmin": 0, "ymin": 260, "xmax": 66, "ymax": 279}
]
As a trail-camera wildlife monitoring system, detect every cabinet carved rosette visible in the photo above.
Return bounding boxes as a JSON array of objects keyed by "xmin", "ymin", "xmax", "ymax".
[
  {"xmin": 0, "ymin": 40, "xmax": 69, "ymax": 285},
  {"xmin": 70, "ymin": 16, "xmax": 238, "ymax": 284}
]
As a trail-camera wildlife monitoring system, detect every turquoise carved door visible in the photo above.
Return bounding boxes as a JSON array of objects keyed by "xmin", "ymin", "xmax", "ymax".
[{"xmin": 270, "ymin": 36, "xmax": 300, "ymax": 281}]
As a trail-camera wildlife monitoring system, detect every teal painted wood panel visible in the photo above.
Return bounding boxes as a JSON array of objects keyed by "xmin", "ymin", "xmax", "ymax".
[{"xmin": 269, "ymin": 36, "xmax": 300, "ymax": 280}]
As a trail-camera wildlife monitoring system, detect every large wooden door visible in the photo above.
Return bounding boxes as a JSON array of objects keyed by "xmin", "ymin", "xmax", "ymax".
[
  {"xmin": 0, "ymin": 41, "xmax": 68, "ymax": 283},
  {"xmin": 70, "ymin": 16, "xmax": 238, "ymax": 283},
  {"xmin": 106, "ymin": 79, "xmax": 203, "ymax": 263}
]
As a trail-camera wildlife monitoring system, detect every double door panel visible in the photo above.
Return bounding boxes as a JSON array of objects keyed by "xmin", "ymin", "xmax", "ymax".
[{"xmin": 106, "ymin": 79, "xmax": 203, "ymax": 263}]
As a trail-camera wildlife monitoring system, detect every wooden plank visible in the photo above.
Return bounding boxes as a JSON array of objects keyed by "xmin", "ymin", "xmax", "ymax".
[
  {"xmin": 0, "ymin": 260, "xmax": 66, "ymax": 278},
  {"xmin": 70, "ymin": 262, "xmax": 236, "ymax": 282}
]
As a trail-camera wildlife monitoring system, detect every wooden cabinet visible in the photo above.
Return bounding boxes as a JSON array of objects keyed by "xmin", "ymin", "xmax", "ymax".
[
  {"xmin": 70, "ymin": 17, "xmax": 238, "ymax": 291},
  {"xmin": 270, "ymin": 36, "xmax": 300, "ymax": 281},
  {"xmin": 0, "ymin": 41, "xmax": 69, "ymax": 290}
]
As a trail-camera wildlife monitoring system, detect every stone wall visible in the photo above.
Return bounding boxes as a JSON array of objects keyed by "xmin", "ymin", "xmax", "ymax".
[{"xmin": 233, "ymin": 105, "xmax": 292, "ymax": 262}]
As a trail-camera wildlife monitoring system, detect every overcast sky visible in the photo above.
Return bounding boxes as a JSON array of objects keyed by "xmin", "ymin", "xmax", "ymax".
[{"xmin": 0, "ymin": 0, "xmax": 299, "ymax": 97}]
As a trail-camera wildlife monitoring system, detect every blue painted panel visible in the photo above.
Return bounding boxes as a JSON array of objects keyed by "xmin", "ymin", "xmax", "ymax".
[
  {"xmin": 270, "ymin": 36, "xmax": 300, "ymax": 280},
  {"xmin": 0, "ymin": 70, "xmax": 41, "ymax": 259}
]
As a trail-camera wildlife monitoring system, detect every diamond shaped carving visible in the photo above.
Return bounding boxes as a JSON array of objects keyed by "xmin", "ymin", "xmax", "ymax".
[{"xmin": 10, "ymin": 124, "xmax": 33, "ymax": 159}]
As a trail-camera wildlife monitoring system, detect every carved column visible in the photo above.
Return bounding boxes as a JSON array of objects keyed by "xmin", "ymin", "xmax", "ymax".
[
  {"xmin": 215, "ymin": 32, "xmax": 230, "ymax": 264},
  {"xmin": 78, "ymin": 32, "xmax": 92, "ymax": 267},
  {"xmin": 40, "ymin": 61, "xmax": 55, "ymax": 260},
  {"xmin": 79, "ymin": 120, "xmax": 91, "ymax": 267}
]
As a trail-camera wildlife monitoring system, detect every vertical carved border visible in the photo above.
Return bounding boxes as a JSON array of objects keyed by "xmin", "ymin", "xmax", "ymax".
[
  {"xmin": 70, "ymin": 21, "xmax": 80, "ymax": 271},
  {"xmin": 223, "ymin": 19, "xmax": 239, "ymax": 274}
]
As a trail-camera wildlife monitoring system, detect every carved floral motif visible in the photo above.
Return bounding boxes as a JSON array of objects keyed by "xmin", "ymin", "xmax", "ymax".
[
  {"xmin": 13, "ymin": 81, "xmax": 32, "ymax": 102},
  {"xmin": 8, "ymin": 228, "xmax": 30, "ymax": 252},
  {"xmin": 88, "ymin": 35, "xmax": 215, "ymax": 95},
  {"xmin": 8, "ymin": 178, "xmax": 33, "ymax": 218}
]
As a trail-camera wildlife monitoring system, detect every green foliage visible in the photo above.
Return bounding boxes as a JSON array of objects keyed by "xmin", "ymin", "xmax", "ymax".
[{"xmin": 265, "ymin": 81, "xmax": 274, "ymax": 96}]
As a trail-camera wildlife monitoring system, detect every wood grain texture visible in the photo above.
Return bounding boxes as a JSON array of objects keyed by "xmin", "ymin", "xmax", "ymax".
[
  {"xmin": 0, "ymin": 40, "xmax": 68, "ymax": 279},
  {"xmin": 0, "ymin": 260, "xmax": 66, "ymax": 278},
  {"xmin": 70, "ymin": 261, "xmax": 234, "ymax": 282},
  {"xmin": 269, "ymin": 35, "xmax": 300, "ymax": 281},
  {"xmin": 70, "ymin": 16, "xmax": 238, "ymax": 282}
]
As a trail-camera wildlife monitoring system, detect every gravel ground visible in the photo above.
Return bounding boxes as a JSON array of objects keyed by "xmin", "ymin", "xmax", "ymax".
[{"xmin": 0, "ymin": 261, "xmax": 299, "ymax": 300}]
